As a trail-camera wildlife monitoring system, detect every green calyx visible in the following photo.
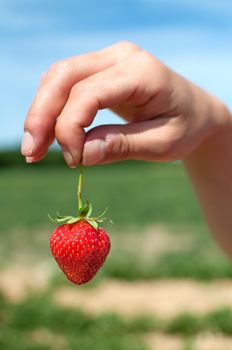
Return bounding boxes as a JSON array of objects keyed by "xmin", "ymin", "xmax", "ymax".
[
  {"xmin": 48, "ymin": 205, "xmax": 109, "ymax": 230},
  {"xmin": 49, "ymin": 164, "xmax": 111, "ymax": 230}
]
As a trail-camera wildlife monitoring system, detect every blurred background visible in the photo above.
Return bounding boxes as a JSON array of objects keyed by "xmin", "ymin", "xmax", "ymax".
[{"xmin": 1, "ymin": 1, "xmax": 232, "ymax": 349}]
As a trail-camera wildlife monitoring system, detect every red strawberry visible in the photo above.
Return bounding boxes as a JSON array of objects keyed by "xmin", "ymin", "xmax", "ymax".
[
  {"xmin": 49, "ymin": 164, "xmax": 111, "ymax": 285},
  {"xmin": 50, "ymin": 221, "xmax": 110, "ymax": 285}
]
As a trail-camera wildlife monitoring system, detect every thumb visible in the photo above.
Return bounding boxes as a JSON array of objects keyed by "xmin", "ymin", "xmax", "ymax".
[{"xmin": 82, "ymin": 118, "xmax": 172, "ymax": 165}]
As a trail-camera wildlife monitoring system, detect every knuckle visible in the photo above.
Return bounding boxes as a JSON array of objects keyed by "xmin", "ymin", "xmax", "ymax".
[
  {"xmin": 25, "ymin": 111, "xmax": 46, "ymax": 134},
  {"xmin": 54, "ymin": 121, "xmax": 66, "ymax": 145},
  {"xmin": 139, "ymin": 51, "xmax": 171, "ymax": 93},
  {"xmin": 139, "ymin": 51, "xmax": 168, "ymax": 75},
  {"xmin": 39, "ymin": 71, "xmax": 47, "ymax": 85},
  {"xmin": 46, "ymin": 60, "xmax": 70, "ymax": 79},
  {"xmin": 105, "ymin": 132, "xmax": 130, "ymax": 160},
  {"xmin": 55, "ymin": 117, "xmax": 80, "ymax": 144},
  {"xmin": 139, "ymin": 50, "xmax": 157, "ymax": 66},
  {"xmin": 70, "ymin": 82, "xmax": 83, "ymax": 96},
  {"xmin": 117, "ymin": 40, "xmax": 141, "ymax": 53},
  {"xmin": 155, "ymin": 125, "xmax": 185, "ymax": 161},
  {"xmin": 70, "ymin": 81, "xmax": 91, "ymax": 97},
  {"xmin": 86, "ymin": 51, "xmax": 99, "ymax": 61}
]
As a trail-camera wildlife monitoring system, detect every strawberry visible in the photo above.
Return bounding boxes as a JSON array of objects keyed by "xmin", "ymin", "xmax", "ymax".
[
  {"xmin": 50, "ymin": 221, "xmax": 110, "ymax": 285},
  {"xmin": 49, "ymin": 165, "xmax": 111, "ymax": 285}
]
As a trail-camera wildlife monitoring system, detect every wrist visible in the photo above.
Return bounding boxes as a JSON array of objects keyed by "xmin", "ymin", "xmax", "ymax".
[
  {"xmin": 183, "ymin": 90, "xmax": 231, "ymax": 163},
  {"xmin": 208, "ymin": 97, "xmax": 232, "ymax": 136}
]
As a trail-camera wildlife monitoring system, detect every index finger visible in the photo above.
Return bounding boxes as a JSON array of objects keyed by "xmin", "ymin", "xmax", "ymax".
[{"xmin": 21, "ymin": 42, "xmax": 141, "ymax": 161}]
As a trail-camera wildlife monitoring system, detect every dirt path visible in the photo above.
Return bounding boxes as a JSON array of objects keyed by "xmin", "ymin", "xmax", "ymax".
[
  {"xmin": 0, "ymin": 263, "xmax": 52, "ymax": 302},
  {"xmin": 145, "ymin": 333, "xmax": 232, "ymax": 350},
  {"xmin": 54, "ymin": 279, "xmax": 232, "ymax": 318},
  {"xmin": 1, "ymin": 264, "xmax": 232, "ymax": 318},
  {"xmin": 2, "ymin": 265, "xmax": 232, "ymax": 350}
]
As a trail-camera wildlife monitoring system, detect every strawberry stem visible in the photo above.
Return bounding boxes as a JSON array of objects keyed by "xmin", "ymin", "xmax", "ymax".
[
  {"xmin": 77, "ymin": 163, "xmax": 83, "ymax": 212},
  {"xmin": 49, "ymin": 162, "xmax": 111, "ymax": 228}
]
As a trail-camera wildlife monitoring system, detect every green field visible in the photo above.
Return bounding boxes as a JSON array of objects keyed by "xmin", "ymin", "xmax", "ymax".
[
  {"xmin": 0, "ymin": 160, "xmax": 230, "ymax": 279},
  {"xmin": 0, "ymin": 160, "xmax": 203, "ymax": 230},
  {"xmin": 1, "ymin": 156, "xmax": 232, "ymax": 350},
  {"xmin": 2, "ymin": 291, "xmax": 232, "ymax": 350}
]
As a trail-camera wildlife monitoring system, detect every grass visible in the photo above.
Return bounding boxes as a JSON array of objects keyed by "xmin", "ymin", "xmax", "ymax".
[
  {"xmin": 0, "ymin": 161, "xmax": 203, "ymax": 232},
  {"xmin": 1, "ymin": 159, "xmax": 232, "ymax": 349},
  {"xmin": 3, "ymin": 160, "xmax": 223, "ymax": 280},
  {"xmin": 0, "ymin": 292, "xmax": 149, "ymax": 350},
  {"xmin": 167, "ymin": 308, "xmax": 232, "ymax": 336},
  {"xmin": 2, "ymin": 160, "xmax": 222, "ymax": 280},
  {"xmin": 2, "ymin": 291, "xmax": 232, "ymax": 350},
  {"xmin": 0, "ymin": 162, "xmax": 232, "ymax": 284},
  {"xmin": 103, "ymin": 250, "xmax": 232, "ymax": 281}
]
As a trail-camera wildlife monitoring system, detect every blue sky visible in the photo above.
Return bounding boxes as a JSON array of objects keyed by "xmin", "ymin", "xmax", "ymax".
[{"xmin": 1, "ymin": 0, "xmax": 232, "ymax": 148}]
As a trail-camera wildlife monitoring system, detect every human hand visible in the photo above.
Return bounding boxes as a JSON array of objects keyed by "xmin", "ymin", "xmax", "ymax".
[{"xmin": 21, "ymin": 41, "xmax": 225, "ymax": 167}]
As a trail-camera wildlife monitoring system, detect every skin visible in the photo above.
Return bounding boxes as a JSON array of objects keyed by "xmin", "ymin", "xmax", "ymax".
[{"xmin": 21, "ymin": 41, "xmax": 232, "ymax": 258}]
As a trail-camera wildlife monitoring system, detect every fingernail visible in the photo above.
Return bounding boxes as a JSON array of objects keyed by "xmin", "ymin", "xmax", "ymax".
[
  {"xmin": 83, "ymin": 139, "xmax": 106, "ymax": 166},
  {"xmin": 25, "ymin": 157, "xmax": 35, "ymax": 163},
  {"xmin": 21, "ymin": 131, "xmax": 34, "ymax": 156},
  {"xmin": 62, "ymin": 147, "xmax": 76, "ymax": 168}
]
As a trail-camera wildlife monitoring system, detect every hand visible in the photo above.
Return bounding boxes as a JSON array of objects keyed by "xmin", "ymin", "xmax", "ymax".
[{"xmin": 21, "ymin": 41, "xmax": 225, "ymax": 167}]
